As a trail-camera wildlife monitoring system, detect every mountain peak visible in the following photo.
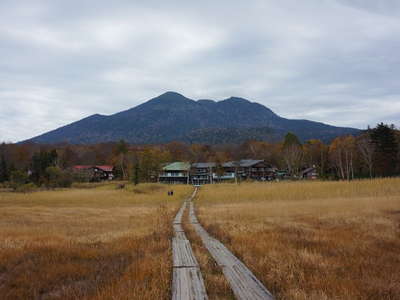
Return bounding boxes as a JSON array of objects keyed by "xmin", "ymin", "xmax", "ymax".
[
  {"xmin": 160, "ymin": 91, "xmax": 186, "ymax": 98},
  {"xmin": 146, "ymin": 91, "xmax": 194, "ymax": 105}
]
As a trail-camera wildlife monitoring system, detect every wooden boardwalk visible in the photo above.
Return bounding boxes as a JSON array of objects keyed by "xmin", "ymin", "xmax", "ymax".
[
  {"xmin": 189, "ymin": 197, "xmax": 274, "ymax": 300},
  {"xmin": 172, "ymin": 191, "xmax": 208, "ymax": 300}
]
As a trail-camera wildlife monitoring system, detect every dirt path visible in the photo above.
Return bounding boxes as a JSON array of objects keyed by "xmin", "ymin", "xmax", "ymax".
[
  {"xmin": 171, "ymin": 190, "xmax": 208, "ymax": 300},
  {"xmin": 188, "ymin": 191, "xmax": 274, "ymax": 300}
]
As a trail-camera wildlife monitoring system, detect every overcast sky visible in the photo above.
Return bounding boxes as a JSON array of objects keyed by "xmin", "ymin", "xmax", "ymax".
[{"xmin": 1, "ymin": 0, "xmax": 399, "ymax": 142}]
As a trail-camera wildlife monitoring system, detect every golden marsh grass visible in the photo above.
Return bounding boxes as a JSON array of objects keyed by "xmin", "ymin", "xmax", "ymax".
[
  {"xmin": 197, "ymin": 178, "xmax": 400, "ymax": 300},
  {"xmin": 0, "ymin": 183, "xmax": 191, "ymax": 299}
]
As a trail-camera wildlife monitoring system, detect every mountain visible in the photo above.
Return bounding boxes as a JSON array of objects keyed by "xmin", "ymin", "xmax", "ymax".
[{"xmin": 23, "ymin": 92, "xmax": 360, "ymax": 144}]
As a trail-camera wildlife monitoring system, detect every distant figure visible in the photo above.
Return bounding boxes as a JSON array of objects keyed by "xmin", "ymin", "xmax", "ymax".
[{"xmin": 171, "ymin": 190, "xmax": 174, "ymax": 196}]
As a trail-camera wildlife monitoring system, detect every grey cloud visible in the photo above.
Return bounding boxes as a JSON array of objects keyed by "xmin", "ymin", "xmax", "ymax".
[{"xmin": 0, "ymin": 0, "xmax": 399, "ymax": 142}]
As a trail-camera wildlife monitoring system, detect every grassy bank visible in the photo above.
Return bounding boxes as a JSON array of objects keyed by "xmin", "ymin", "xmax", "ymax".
[
  {"xmin": 0, "ymin": 183, "xmax": 191, "ymax": 299},
  {"xmin": 197, "ymin": 178, "xmax": 400, "ymax": 300}
]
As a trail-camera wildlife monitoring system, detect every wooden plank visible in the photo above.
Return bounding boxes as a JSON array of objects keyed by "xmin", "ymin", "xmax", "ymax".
[
  {"xmin": 189, "ymin": 206, "xmax": 199, "ymax": 224},
  {"xmin": 202, "ymin": 238, "xmax": 239, "ymax": 268},
  {"xmin": 173, "ymin": 223, "xmax": 185, "ymax": 232},
  {"xmin": 189, "ymin": 202, "xmax": 274, "ymax": 300},
  {"xmin": 191, "ymin": 223, "xmax": 209, "ymax": 239},
  {"xmin": 172, "ymin": 194, "xmax": 208, "ymax": 300},
  {"xmin": 172, "ymin": 267, "xmax": 208, "ymax": 300},
  {"xmin": 221, "ymin": 263, "xmax": 273, "ymax": 300},
  {"xmin": 173, "ymin": 202, "xmax": 187, "ymax": 224},
  {"xmin": 172, "ymin": 238, "xmax": 199, "ymax": 267},
  {"xmin": 174, "ymin": 231, "xmax": 187, "ymax": 240}
]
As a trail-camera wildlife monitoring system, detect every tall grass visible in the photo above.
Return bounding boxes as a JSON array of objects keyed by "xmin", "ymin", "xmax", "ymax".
[
  {"xmin": 199, "ymin": 178, "xmax": 400, "ymax": 203},
  {"xmin": 197, "ymin": 178, "xmax": 400, "ymax": 300},
  {"xmin": 0, "ymin": 183, "xmax": 191, "ymax": 299}
]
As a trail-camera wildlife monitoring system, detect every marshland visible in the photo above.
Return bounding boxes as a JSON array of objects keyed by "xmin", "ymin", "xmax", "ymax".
[
  {"xmin": 195, "ymin": 178, "xmax": 400, "ymax": 299},
  {"xmin": 1, "ymin": 178, "xmax": 399, "ymax": 299},
  {"xmin": 0, "ymin": 183, "xmax": 191, "ymax": 299}
]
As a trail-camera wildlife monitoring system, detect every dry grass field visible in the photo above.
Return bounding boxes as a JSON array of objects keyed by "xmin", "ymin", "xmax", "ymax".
[
  {"xmin": 0, "ymin": 183, "xmax": 191, "ymax": 299},
  {"xmin": 196, "ymin": 178, "xmax": 400, "ymax": 300}
]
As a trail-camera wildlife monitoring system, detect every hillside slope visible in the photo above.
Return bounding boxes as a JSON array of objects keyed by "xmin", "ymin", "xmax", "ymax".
[{"xmin": 24, "ymin": 92, "xmax": 360, "ymax": 144}]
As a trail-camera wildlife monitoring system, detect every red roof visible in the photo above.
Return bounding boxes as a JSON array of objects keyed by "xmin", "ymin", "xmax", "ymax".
[
  {"xmin": 96, "ymin": 165, "xmax": 114, "ymax": 172},
  {"xmin": 73, "ymin": 165, "xmax": 114, "ymax": 172},
  {"xmin": 73, "ymin": 165, "xmax": 92, "ymax": 170}
]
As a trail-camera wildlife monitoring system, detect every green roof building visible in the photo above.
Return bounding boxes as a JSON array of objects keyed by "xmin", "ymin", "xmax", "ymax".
[
  {"xmin": 159, "ymin": 162, "xmax": 191, "ymax": 184},
  {"xmin": 162, "ymin": 162, "xmax": 191, "ymax": 171}
]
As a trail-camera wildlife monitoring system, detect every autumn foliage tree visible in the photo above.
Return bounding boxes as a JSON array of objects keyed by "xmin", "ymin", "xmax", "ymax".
[
  {"xmin": 0, "ymin": 123, "xmax": 399, "ymax": 186},
  {"xmin": 137, "ymin": 147, "xmax": 170, "ymax": 182},
  {"xmin": 303, "ymin": 139, "xmax": 328, "ymax": 177},
  {"xmin": 329, "ymin": 136, "xmax": 357, "ymax": 180}
]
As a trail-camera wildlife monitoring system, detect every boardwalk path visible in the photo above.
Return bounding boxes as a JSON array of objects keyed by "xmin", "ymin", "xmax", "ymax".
[
  {"xmin": 189, "ymin": 192, "xmax": 274, "ymax": 300},
  {"xmin": 172, "ymin": 190, "xmax": 208, "ymax": 300}
]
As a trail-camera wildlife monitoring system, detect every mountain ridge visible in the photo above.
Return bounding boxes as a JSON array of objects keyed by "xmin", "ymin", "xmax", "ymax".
[{"xmin": 23, "ymin": 91, "xmax": 361, "ymax": 144}]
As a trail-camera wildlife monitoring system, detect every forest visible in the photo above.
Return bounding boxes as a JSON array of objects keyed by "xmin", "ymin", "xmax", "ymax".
[{"xmin": 0, "ymin": 123, "xmax": 399, "ymax": 190}]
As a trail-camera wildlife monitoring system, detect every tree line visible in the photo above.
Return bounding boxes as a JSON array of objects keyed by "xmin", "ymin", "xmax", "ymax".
[{"xmin": 0, "ymin": 123, "xmax": 398, "ymax": 190}]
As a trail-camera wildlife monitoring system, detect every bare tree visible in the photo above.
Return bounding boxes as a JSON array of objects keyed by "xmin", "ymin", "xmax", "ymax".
[
  {"xmin": 329, "ymin": 136, "xmax": 356, "ymax": 180},
  {"xmin": 283, "ymin": 133, "xmax": 303, "ymax": 177},
  {"xmin": 115, "ymin": 140, "xmax": 128, "ymax": 180}
]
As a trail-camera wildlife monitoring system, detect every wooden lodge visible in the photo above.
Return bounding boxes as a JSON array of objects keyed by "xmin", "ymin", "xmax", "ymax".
[
  {"xmin": 158, "ymin": 162, "xmax": 191, "ymax": 184},
  {"xmin": 221, "ymin": 159, "xmax": 276, "ymax": 181},
  {"xmin": 160, "ymin": 159, "xmax": 276, "ymax": 184},
  {"xmin": 72, "ymin": 165, "xmax": 114, "ymax": 181},
  {"xmin": 191, "ymin": 162, "xmax": 216, "ymax": 185},
  {"xmin": 300, "ymin": 166, "xmax": 318, "ymax": 180}
]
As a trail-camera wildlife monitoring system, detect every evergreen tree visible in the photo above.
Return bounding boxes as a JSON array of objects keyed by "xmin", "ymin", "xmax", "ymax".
[
  {"xmin": 133, "ymin": 162, "xmax": 140, "ymax": 185},
  {"xmin": 31, "ymin": 149, "xmax": 58, "ymax": 184},
  {"xmin": 283, "ymin": 132, "xmax": 302, "ymax": 148},
  {"xmin": 0, "ymin": 153, "xmax": 8, "ymax": 182},
  {"xmin": 10, "ymin": 170, "xmax": 29, "ymax": 190},
  {"xmin": 370, "ymin": 123, "xmax": 398, "ymax": 177}
]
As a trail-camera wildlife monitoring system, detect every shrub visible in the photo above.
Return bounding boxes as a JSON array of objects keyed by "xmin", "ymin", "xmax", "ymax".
[
  {"xmin": 45, "ymin": 167, "xmax": 73, "ymax": 188},
  {"xmin": 15, "ymin": 183, "xmax": 37, "ymax": 193},
  {"xmin": 10, "ymin": 170, "xmax": 29, "ymax": 190},
  {"xmin": 72, "ymin": 170, "xmax": 92, "ymax": 183}
]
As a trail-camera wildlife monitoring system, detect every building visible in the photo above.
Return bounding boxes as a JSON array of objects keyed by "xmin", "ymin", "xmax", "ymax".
[
  {"xmin": 158, "ymin": 160, "xmax": 277, "ymax": 184},
  {"xmin": 300, "ymin": 167, "xmax": 318, "ymax": 180},
  {"xmin": 222, "ymin": 159, "xmax": 275, "ymax": 181},
  {"xmin": 72, "ymin": 165, "xmax": 114, "ymax": 181},
  {"xmin": 158, "ymin": 162, "xmax": 191, "ymax": 184},
  {"xmin": 191, "ymin": 162, "xmax": 216, "ymax": 185},
  {"xmin": 212, "ymin": 162, "xmax": 235, "ymax": 182}
]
